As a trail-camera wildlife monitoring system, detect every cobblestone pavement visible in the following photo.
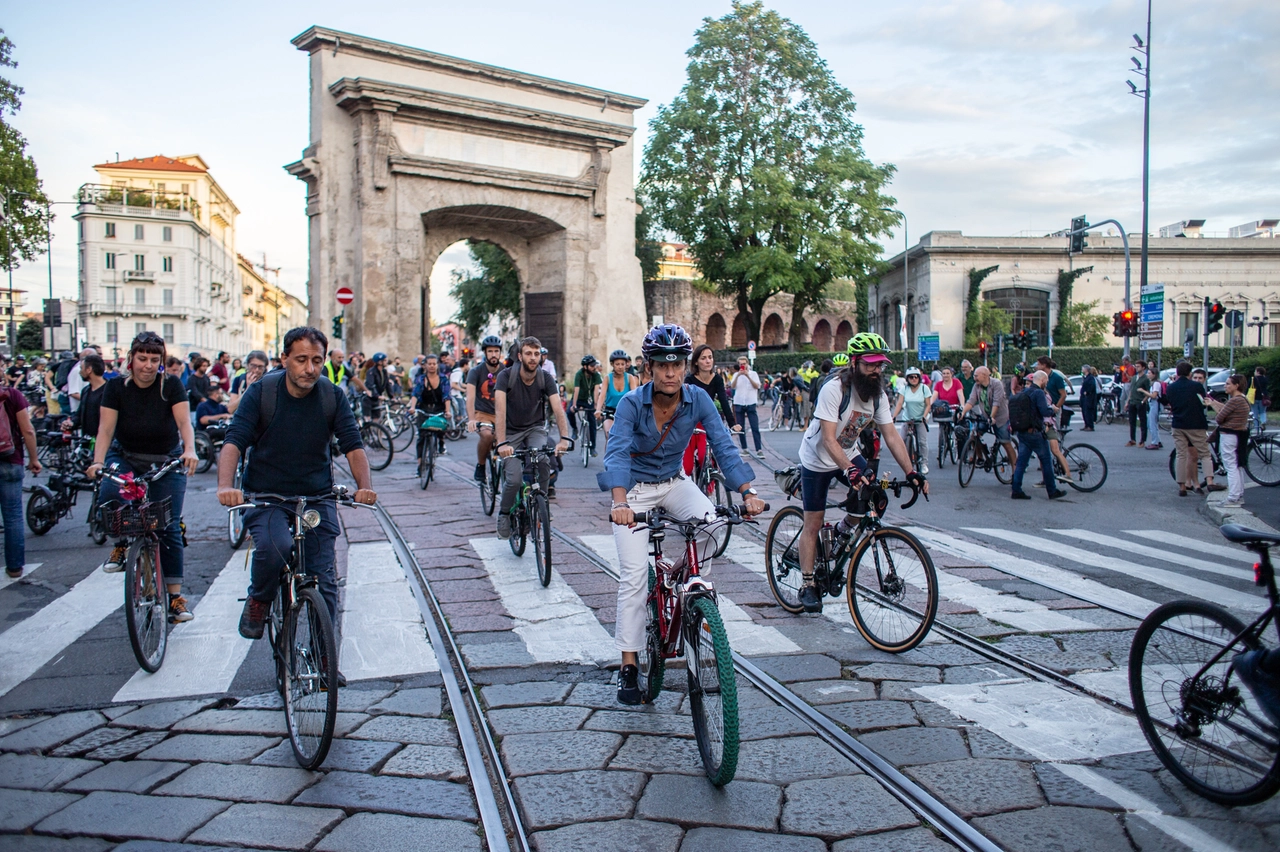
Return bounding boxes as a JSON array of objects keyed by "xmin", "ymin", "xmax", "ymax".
[{"xmin": 4, "ymin": 424, "xmax": 1280, "ymax": 850}]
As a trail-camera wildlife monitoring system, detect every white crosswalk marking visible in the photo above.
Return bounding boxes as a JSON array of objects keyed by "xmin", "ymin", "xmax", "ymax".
[
  {"xmin": 578, "ymin": 535, "xmax": 801, "ymax": 656},
  {"xmin": 1048, "ymin": 529, "xmax": 1246, "ymax": 582},
  {"xmin": 906, "ymin": 527, "xmax": 1157, "ymax": 620},
  {"xmin": 1131, "ymin": 530, "xmax": 1255, "ymax": 564},
  {"xmin": 0, "ymin": 568, "xmax": 122, "ymax": 698},
  {"xmin": 339, "ymin": 541, "xmax": 438, "ymax": 679},
  {"xmin": 964, "ymin": 528, "xmax": 1266, "ymax": 614},
  {"xmin": 931, "ymin": 569, "xmax": 1099, "ymax": 633},
  {"xmin": 0, "ymin": 562, "xmax": 42, "ymax": 592},
  {"xmin": 470, "ymin": 538, "xmax": 614, "ymax": 664},
  {"xmin": 115, "ymin": 552, "xmax": 255, "ymax": 702}
]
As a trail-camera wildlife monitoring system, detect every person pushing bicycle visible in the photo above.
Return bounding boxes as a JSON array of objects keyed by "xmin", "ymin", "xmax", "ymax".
[
  {"xmin": 217, "ymin": 327, "xmax": 377, "ymax": 686},
  {"xmin": 601, "ymin": 324, "xmax": 766, "ymax": 705},
  {"xmin": 795, "ymin": 333, "xmax": 927, "ymax": 612}
]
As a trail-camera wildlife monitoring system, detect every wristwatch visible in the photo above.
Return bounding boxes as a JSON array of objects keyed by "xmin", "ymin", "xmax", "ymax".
[{"xmin": 741, "ymin": 487, "xmax": 759, "ymax": 497}]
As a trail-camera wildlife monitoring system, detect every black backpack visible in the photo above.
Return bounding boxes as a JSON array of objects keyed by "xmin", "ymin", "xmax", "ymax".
[
  {"xmin": 1008, "ymin": 387, "xmax": 1043, "ymax": 433},
  {"xmin": 254, "ymin": 372, "xmax": 340, "ymax": 444}
]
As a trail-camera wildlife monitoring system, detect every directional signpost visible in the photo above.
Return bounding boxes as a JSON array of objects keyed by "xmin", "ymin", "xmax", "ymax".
[
  {"xmin": 917, "ymin": 333, "xmax": 940, "ymax": 364},
  {"xmin": 1139, "ymin": 282, "xmax": 1163, "ymax": 351}
]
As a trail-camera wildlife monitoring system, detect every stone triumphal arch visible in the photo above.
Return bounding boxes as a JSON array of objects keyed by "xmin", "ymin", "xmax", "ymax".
[{"xmin": 286, "ymin": 27, "xmax": 649, "ymax": 366}]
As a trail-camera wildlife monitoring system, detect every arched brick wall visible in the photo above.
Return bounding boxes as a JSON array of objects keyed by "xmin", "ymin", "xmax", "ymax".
[
  {"xmin": 705, "ymin": 313, "xmax": 726, "ymax": 349},
  {"xmin": 812, "ymin": 318, "xmax": 833, "ymax": 351},
  {"xmin": 731, "ymin": 313, "xmax": 748, "ymax": 348},
  {"xmin": 762, "ymin": 313, "xmax": 785, "ymax": 346},
  {"xmin": 836, "ymin": 319, "xmax": 853, "ymax": 345}
]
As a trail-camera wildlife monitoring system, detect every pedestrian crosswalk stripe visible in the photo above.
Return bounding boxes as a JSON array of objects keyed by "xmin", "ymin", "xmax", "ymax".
[
  {"xmin": 963, "ymin": 528, "xmax": 1266, "ymax": 614},
  {"xmin": 906, "ymin": 527, "xmax": 1157, "ymax": 620},
  {"xmin": 931, "ymin": 568, "xmax": 1100, "ymax": 634},
  {"xmin": 0, "ymin": 563, "xmax": 42, "ymax": 592},
  {"xmin": 469, "ymin": 538, "xmax": 614, "ymax": 664},
  {"xmin": 114, "ymin": 552, "xmax": 255, "ymax": 703},
  {"xmin": 1131, "ymin": 530, "xmax": 1256, "ymax": 564},
  {"xmin": 339, "ymin": 541, "xmax": 438, "ymax": 680},
  {"xmin": 578, "ymin": 535, "xmax": 801, "ymax": 656},
  {"xmin": 0, "ymin": 568, "xmax": 122, "ymax": 699},
  {"xmin": 1048, "ymin": 529, "xmax": 1246, "ymax": 582}
]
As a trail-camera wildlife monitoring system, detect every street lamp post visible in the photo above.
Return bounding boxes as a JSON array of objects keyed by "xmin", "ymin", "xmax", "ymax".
[{"xmin": 1128, "ymin": 3, "xmax": 1153, "ymax": 312}]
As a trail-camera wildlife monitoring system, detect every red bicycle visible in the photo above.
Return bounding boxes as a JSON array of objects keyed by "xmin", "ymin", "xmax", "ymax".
[{"xmin": 630, "ymin": 502, "xmax": 766, "ymax": 786}]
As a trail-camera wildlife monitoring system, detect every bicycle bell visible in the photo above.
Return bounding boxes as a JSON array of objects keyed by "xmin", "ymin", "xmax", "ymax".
[{"xmin": 303, "ymin": 509, "xmax": 322, "ymax": 530}]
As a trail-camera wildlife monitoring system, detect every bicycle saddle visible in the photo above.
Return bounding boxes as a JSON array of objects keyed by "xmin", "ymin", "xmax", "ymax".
[{"xmin": 1220, "ymin": 523, "xmax": 1280, "ymax": 547}]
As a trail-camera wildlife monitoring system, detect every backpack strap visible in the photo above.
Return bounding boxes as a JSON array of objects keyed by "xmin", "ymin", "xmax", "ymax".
[{"xmin": 255, "ymin": 373, "xmax": 339, "ymax": 444}]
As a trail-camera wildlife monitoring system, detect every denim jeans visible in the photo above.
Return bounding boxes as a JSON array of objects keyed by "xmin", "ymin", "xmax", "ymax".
[
  {"xmin": 1146, "ymin": 403, "xmax": 1161, "ymax": 444},
  {"xmin": 1012, "ymin": 431, "xmax": 1061, "ymax": 496},
  {"xmin": 98, "ymin": 446, "xmax": 187, "ymax": 583},
  {"xmin": 1252, "ymin": 401, "xmax": 1268, "ymax": 430},
  {"xmin": 0, "ymin": 463, "xmax": 25, "ymax": 573},
  {"xmin": 245, "ymin": 500, "xmax": 340, "ymax": 626},
  {"xmin": 735, "ymin": 404, "xmax": 762, "ymax": 451}
]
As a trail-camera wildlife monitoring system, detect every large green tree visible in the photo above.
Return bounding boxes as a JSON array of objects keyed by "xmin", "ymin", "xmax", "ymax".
[
  {"xmin": 635, "ymin": 200, "xmax": 663, "ymax": 282},
  {"xmin": 641, "ymin": 1, "xmax": 897, "ymax": 347},
  {"xmin": 1056, "ymin": 299, "xmax": 1110, "ymax": 346},
  {"xmin": 449, "ymin": 240, "xmax": 521, "ymax": 340},
  {"xmin": 0, "ymin": 31, "xmax": 51, "ymax": 276}
]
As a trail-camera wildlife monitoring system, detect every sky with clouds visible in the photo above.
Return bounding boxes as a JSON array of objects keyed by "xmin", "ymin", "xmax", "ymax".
[{"xmin": 5, "ymin": 0, "xmax": 1275, "ymax": 326}]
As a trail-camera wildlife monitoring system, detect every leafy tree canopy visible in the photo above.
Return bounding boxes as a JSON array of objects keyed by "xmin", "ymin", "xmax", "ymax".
[
  {"xmin": 640, "ymin": 1, "xmax": 897, "ymax": 344},
  {"xmin": 0, "ymin": 30, "xmax": 50, "ymax": 274},
  {"xmin": 963, "ymin": 301, "xmax": 1012, "ymax": 348},
  {"xmin": 635, "ymin": 200, "xmax": 663, "ymax": 282},
  {"xmin": 1056, "ymin": 299, "xmax": 1110, "ymax": 347},
  {"xmin": 448, "ymin": 240, "xmax": 521, "ymax": 340},
  {"xmin": 16, "ymin": 316, "xmax": 42, "ymax": 353}
]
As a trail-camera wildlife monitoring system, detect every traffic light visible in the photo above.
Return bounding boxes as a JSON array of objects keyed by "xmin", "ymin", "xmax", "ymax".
[
  {"xmin": 1012, "ymin": 329, "xmax": 1026, "ymax": 349},
  {"xmin": 1206, "ymin": 301, "xmax": 1225, "ymax": 335},
  {"xmin": 1070, "ymin": 216, "xmax": 1089, "ymax": 254},
  {"xmin": 332, "ymin": 315, "xmax": 344, "ymax": 340},
  {"xmin": 978, "ymin": 340, "xmax": 987, "ymax": 357},
  {"xmin": 1113, "ymin": 311, "xmax": 1124, "ymax": 337},
  {"xmin": 1121, "ymin": 311, "xmax": 1138, "ymax": 337},
  {"xmin": 1027, "ymin": 329, "xmax": 1040, "ymax": 349}
]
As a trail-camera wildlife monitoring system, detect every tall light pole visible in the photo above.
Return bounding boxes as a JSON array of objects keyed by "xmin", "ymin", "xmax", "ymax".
[
  {"xmin": 881, "ymin": 207, "xmax": 907, "ymax": 349},
  {"xmin": 1128, "ymin": 3, "xmax": 1152, "ymax": 305}
]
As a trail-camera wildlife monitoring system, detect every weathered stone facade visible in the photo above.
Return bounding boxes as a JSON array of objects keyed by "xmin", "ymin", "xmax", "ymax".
[
  {"xmin": 287, "ymin": 27, "xmax": 650, "ymax": 366},
  {"xmin": 645, "ymin": 279, "xmax": 857, "ymax": 352}
]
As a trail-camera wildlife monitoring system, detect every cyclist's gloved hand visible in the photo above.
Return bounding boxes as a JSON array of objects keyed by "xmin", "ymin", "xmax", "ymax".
[
  {"xmin": 837, "ymin": 456, "xmax": 870, "ymax": 488},
  {"xmin": 906, "ymin": 470, "xmax": 929, "ymax": 498}
]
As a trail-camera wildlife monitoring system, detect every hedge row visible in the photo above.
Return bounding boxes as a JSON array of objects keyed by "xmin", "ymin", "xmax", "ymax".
[{"xmin": 718, "ymin": 345, "xmax": 1277, "ymax": 378}]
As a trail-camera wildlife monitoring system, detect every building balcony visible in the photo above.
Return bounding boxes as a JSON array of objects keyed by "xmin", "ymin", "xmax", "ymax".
[
  {"xmin": 123, "ymin": 270, "xmax": 156, "ymax": 282},
  {"xmin": 85, "ymin": 302, "xmax": 191, "ymax": 319},
  {"xmin": 76, "ymin": 184, "xmax": 201, "ymax": 222}
]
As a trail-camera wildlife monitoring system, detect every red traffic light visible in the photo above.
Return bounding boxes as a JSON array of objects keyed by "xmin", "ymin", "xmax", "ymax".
[
  {"xmin": 1121, "ymin": 310, "xmax": 1134, "ymax": 321},
  {"xmin": 978, "ymin": 340, "xmax": 988, "ymax": 353}
]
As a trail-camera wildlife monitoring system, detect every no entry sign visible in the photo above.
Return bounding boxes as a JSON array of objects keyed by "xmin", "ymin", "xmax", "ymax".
[{"xmin": 336, "ymin": 287, "xmax": 354, "ymax": 306}]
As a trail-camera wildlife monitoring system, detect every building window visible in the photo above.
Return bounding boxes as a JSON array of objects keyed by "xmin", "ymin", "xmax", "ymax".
[
  {"xmin": 162, "ymin": 226, "xmax": 172, "ymax": 242},
  {"xmin": 983, "ymin": 287, "xmax": 1050, "ymax": 339},
  {"xmin": 78, "ymin": 250, "xmax": 84, "ymax": 272},
  {"xmin": 104, "ymin": 287, "xmax": 118, "ymax": 306},
  {"xmin": 135, "ymin": 288, "xmax": 146, "ymax": 306},
  {"xmin": 181, "ymin": 183, "xmax": 190, "ymax": 195},
  {"xmin": 1179, "ymin": 312, "xmax": 1199, "ymax": 343},
  {"xmin": 78, "ymin": 222, "xmax": 84, "ymax": 240},
  {"xmin": 163, "ymin": 289, "xmax": 174, "ymax": 306},
  {"xmin": 106, "ymin": 321, "xmax": 118, "ymax": 343},
  {"xmin": 105, "ymin": 222, "xmax": 116, "ymax": 238},
  {"xmin": 134, "ymin": 254, "xmax": 145, "ymax": 271},
  {"xmin": 134, "ymin": 224, "xmax": 144, "ymax": 240},
  {"xmin": 162, "ymin": 256, "xmax": 173, "ymax": 272},
  {"xmin": 1269, "ymin": 324, "xmax": 1280, "ymax": 348},
  {"xmin": 135, "ymin": 323, "xmax": 147, "ymax": 336},
  {"xmin": 163, "ymin": 323, "xmax": 175, "ymax": 340},
  {"xmin": 156, "ymin": 183, "xmax": 165, "ymax": 193},
  {"xmin": 104, "ymin": 252, "xmax": 116, "ymax": 270}
]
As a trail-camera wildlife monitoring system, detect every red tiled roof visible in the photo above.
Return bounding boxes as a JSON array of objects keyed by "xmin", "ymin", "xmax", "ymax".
[{"xmin": 93, "ymin": 155, "xmax": 206, "ymax": 173}]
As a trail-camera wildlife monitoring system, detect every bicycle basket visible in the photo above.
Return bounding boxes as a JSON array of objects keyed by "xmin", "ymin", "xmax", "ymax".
[
  {"xmin": 930, "ymin": 400, "xmax": 953, "ymax": 421},
  {"xmin": 421, "ymin": 414, "xmax": 448, "ymax": 432},
  {"xmin": 774, "ymin": 465, "xmax": 802, "ymax": 499},
  {"xmin": 100, "ymin": 497, "xmax": 172, "ymax": 538}
]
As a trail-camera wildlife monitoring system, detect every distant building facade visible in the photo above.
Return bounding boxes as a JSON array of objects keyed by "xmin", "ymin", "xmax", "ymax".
[{"xmin": 874, "ymin": 226, "xmax": 1280, "ymax": 351}]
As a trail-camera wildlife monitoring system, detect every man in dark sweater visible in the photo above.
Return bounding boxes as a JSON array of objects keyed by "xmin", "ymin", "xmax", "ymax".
[
  {"xmin": 218, "ymin": 327, "xmax": 376, "ymax": 666},
  {"xmin": 1165, "ymin": 360, "xmax": 1217, "ymax": 496}
]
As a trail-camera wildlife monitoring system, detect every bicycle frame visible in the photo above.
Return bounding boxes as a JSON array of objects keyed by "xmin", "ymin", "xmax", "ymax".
[{"xmin": 645, "ymin": 516, "xmax": 722, "ymax": 659}]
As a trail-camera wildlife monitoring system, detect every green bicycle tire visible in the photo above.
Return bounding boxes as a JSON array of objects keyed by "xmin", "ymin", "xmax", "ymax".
[
  {"xmin": 687, "ymin": 597, "xmax": 739, "ymax": 786},
  {"xmin": 639, "ymin": 567, "xmax": 665, "ymax": 701}
]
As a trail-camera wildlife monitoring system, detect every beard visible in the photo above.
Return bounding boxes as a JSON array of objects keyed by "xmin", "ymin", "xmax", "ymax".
[{"xmin": 851, "ymin": 368, "xmax": 882, "ymax": 401}]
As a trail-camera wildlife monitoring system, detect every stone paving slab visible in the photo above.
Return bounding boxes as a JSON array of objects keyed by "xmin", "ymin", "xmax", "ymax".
[
  {"xmin": 501, "ymin": 730, "xmax": 622, "ymax": 777},
  {"xmin": 530, "ymin": 818, "xmax": 683, "ymax": 852},
  {"xmin": 0, "ymin": 712, "xmax": 106, "ymax": 754},
  {"xmin": 294, "ymin": 771, "xmax": 477, "ymax": 821},
  {"xmin": 61, "ymin": 760, "xmax": 188, "ymax": 794},
  {"xmin": 347, "ymin": 715, "xmax": 458, "ymax": 746},
  {"xmin": 0, "ymin": 716, "xmax": 46, "ymax": 737},
  {"xmin": 566, "ymin": 683, "xmax": 682, "ymax": 712},
  {"xmin": 109, "ymin": 700, "xmax": 216, "ymax": 731},
  {"xmin": 907, "ymin": 758, "xmax": 1045, "ymax": 818},
  {"xmin": 857, "ymin": 726, "xmax": 969, "ymax": 766},
  {"xmin": 680, "ymin": 825, "xmax": 827, "ymax": 851},
  {"xmin": 186, "ymin": 802, "xmax": 343, "ymax": 850},
  {"xmin": 781, "ymin": 775, "xmax": 918, "ymax": 837},
  {"xmin": 635, "ymin": 774, "xmax": 781, "ymax": 831},
  {"xmin": 733, "ymin": 736, "xmax": 862, "ymax": 784},
  {"xmin": 831, "ymin": 827, "xmax": 955, "ymax": 851},
  {"xmin": 3, "ymin": 835, "xmax": 116, "ymax": 851},
  {"xmin": 511, "ymin": 769, "xmax": 645, "ymax": 831},
  {"xmin": 751, "ymin": 654, "xmax": 842, "ymax": 683},
  {"xmin": 367, "ymin": 688, "xmax": 442, "ymax": 717},
  {"xmin": 584, "ymin": 709, "xmax": 695, "ymax": 737},
  {"xmin": 786, "ymin": 679, "xmax": 878, "ymax": 704},
  {"xmin": 0, "ymin": 753, "xmax": 101, "ymax": 790},
  {"xmin": 34, "ymin": 790, "xmax": 228, "ymax": 842},
  {"xmin": 379, "ymin": 744, "xmax": 468, "ymax": 782},
  {"xmin": 973, "ymin": 805, "xmax": 1131, "ymax": 852},
  {"xmin": 314, "ymin": 812, "xmax": 483, "ymax": 852},
  {"xmin": 487, "ymin": 705, "xmax": 590, "ymax": 735},
  {"xmin": 137, "ymin": 733, "xmax": 280, "ymax": 763},
  {"xmin": 84, "ymin": 730, "xmax": 167, "ymax": 761},
  {"xmin": 49, "ymin": 727, "xmax": 134, "ymax": 757},
  {"xmin": 154, "ymin": 762, "xmax": 320, "ymax": 803},
  {"xmin": 608, "ymin": 734, "xmax": 705, "ymax": 776},
  {"xmin": 0, "ymin": 788, "xmax": 82, "ymax": 832},
  {"xmin": 251, "ymin": 738, "xmax": 400, "ymax": 773},
  {"xmin": 822, "ymin": 700, "xmax": 919, "ymax": 732}
]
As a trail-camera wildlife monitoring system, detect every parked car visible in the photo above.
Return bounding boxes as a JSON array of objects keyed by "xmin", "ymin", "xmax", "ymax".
[{"xmin": 1064, "ymin": 374, "xmax": 1115, "ymax": 407}]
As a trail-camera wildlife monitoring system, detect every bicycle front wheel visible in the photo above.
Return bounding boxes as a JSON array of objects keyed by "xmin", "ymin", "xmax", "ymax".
[
  {"xmin": 418, "ymin": 444, "xmax": 432, "ymax": 491},
  {"xmin": 194, "ymin": 431, "xmax": 214, "ymax": 474},
  {"xmin": 685, "ymin": 597, "xmax": 739, "ymax": 786},
  {"xmin": 509, "ymin": 506, "xmax": 527, "ymax": 557},
  {"xmin": 481, "ymin": 458, "xmax": 498, "ymax": 515},
  {"xmin": 1063, "ymin": 443, "xmax": 1107, "ymax": 492},
  {"xmin": 764, "ymin": 506, "xmax": 806, "ymax": 613},
  {"xmin": 1245, "ymin": 436, "xmax": 1280, "ymax": 487},
  {"xmin": 993, "ymin": 440, "xmax": 1013, "ymax": 484},
  {"xmin": 228, "ymin": 463, "xmax": 248, "ymax": 549},
  {"xmin": 125, "ymin": 540, "xmax": 168, "ymax": 673},
  {"xmin": 391, "ymin": 416, "xmax": 415, "ymax": 455},
  {"xmin": 360, "ymin": 422, "xmax": 394, "ymax": 471},
  {"xmin": 532, "ymin": 495, "xmax": 552, "ymax": 587},
  {"xmin": 26, "ymin": 490, "xmax": 57, "ymax": 536},
  {"xmin": 1129, "ymin": 600, "xmax": 1280, "ymax": 806},
  {"xmin": 958, "ymin": 435, "xmax": 977, "ymax": 488},
  {"xmin": 283, "ymin": 586, "xmax": 338, "ymax": 770},
  {"xmin": 846, "ymin": 527, "xmax": 938, "ymax": 653}
]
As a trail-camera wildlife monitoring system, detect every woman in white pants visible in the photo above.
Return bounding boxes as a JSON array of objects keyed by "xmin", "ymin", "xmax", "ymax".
[{"xmin": 1208, "ymin": 374, "xmax": 1250, "ymax": 508}]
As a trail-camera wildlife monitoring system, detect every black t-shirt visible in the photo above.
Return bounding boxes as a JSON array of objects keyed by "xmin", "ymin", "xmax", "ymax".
[
  {"xmin": 6, "ymin": 366, "xmax": 26, "ymax": 385},
  {"xmin": 495, "ymin": 366, "xmax": 556, "ymax": 432},
  {"xmin": 74, "ymin": 383, "xmax": 107, "ymax": 441},
  {"xmin": 102, "ymin": 375, "xmax": 186, "ymax": 455},
  {"xmin": 187, "ymin": 372, "xmax": 211, "ymax": 406},
  {"xmin": 467, "ymin": 362, "xmax": 501, "ymax": 415}
]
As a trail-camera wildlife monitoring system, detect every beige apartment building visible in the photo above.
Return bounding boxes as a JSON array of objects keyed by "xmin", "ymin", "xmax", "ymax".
[
  {"xmin": 237, "ymin": 254, "xmax": 307, "ymax": 357},
  {"xmin": 874, "ymin": 222, "xmax": 1280, "ymax": 351}
]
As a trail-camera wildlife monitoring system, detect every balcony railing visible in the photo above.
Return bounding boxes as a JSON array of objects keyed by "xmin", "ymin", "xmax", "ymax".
[
  {"xmin": 77, "ymin": 184, "xmax": 202, "ymax": 221},
  {"xmin": 85, "ymin": 302, "xmax": 191, "ymax": 318},
  {"xmin": 123, "ymin": 270, "xmax": 156, "ymax": 282}
]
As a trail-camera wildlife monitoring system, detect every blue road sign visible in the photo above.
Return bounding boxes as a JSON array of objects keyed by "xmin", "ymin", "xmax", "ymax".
[{"xmin": 917, "ymin": 334, "xmax": 940, "ymax": 362}]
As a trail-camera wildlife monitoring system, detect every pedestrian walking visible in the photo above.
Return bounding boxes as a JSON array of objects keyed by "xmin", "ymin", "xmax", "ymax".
[
  {"xmin": 1126, "ymin": 360, "xmax": 1150, "ymax": 446},
  {"xmin": 1207, "ymin": 374, "xmax": 1250, "ymax": 508},
  {"xmin": 1167, "ymin": 360, "xmax": 1218, "ymax": 497},
  {"xmin": 730, "ymin": 354, "xmax": 765, "ymax": 460},
  {"xmin": 1079, "ymin": 365, "xmax": 1098, "ymax": 430},
  {"xmin": 1251, "ymin": 366, "xmax": 1269, "ymax": 431},
  {"xmin": 1008, "ymin": 371, "xmax": 1065, "ymax": 500}
]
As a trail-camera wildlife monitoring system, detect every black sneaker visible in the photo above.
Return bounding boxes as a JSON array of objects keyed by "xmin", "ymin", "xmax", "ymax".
[
  {"xmin": 1233, "ymin": 650, "xmax": 1280, "ymax": 729},
  {"xmin": 1048, "ymin": 490, "xmax": 1067, "ymax": 500},
  {"xmin": 617, "ymin": 664, "xmax": 642, "ymax": 705},
  {"xmin": 1011, "ymin": 492, "xmax": 1032, "ymax": 500},
  {"xmin": 548, "ymin": 486, "xmax": 557, "ymax": 499},
  {"xmin": 799, "ymin": 583, "xmax": 823, "ymax": 613},
  {"xmin": 238, "ymin": 597, "xmax": 270, "ymax": 640},
  {"xmin": 474, "ymin": 463, "xmax": 485, "ymax": 482}
]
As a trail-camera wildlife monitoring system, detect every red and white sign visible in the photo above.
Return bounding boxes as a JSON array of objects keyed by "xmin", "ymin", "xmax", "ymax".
[{"xmin": 335, "ymin": 286, "xmax": 354, "ymax": 306}]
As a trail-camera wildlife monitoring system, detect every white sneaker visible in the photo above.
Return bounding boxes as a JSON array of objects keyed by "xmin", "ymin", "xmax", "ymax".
[
  {"xmin": 1220, "ymin": 501, "xmax": 1245, "ymax": 509},
  {"xmin": 101, "ymin": 544, "xmax": 127, "ymax": 574},
  {"xmin": 920, "ymin": 463, "xmax": 929, "ymax": 476},
  {"xmin": 754, "ymin": 450, "xmax": 767, "ymax": 461}
]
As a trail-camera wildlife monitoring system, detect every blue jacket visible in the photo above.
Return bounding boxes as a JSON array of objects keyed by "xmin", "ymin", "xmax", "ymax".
[{"xmin": 598, "ymin": 382, "xmax": 754, "ymax": 493}]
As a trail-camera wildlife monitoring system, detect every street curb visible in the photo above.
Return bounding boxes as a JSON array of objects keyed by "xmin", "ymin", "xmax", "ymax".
[{"xmin": 1199, "ymin": 489, "xmax": 1280, "ymax": 534}]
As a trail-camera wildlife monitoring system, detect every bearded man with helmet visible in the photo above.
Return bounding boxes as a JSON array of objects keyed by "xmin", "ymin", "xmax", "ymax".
[{"xmin": 600, "ymin": 324, "xmax": 766, "ymax": 705}]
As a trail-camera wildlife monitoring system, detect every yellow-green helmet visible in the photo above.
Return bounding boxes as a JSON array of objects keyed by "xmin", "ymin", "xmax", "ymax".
[
  {"xmin": 846, "ymin": 332, "xmax": 889, "ymax": 356},
  {"xmin": 832, "ymin": 353, "xmax": 850, "ymax": 367}
]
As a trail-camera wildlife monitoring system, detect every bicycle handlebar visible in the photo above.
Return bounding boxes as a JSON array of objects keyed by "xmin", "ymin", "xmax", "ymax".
[
  {"xmin": 629, "ymin": 502, "xmax": 770, "ymax": 527},
  {"xmin": 225, "ymin": 485, "xmax": 375, "ymax": 515},
  {"xmin": 98, "ymin": 456, "xmax": 184, "ymax": 488},
  {"xmin": 855, "ymin": 475, "xmax": 927, "ymax": 510},
  {"xmin": 505, "ymin": 440, "xmax": 574, "ymax": 457}
]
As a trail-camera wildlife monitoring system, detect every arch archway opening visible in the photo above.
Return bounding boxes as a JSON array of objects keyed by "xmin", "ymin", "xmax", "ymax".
[
  {"xmin": 812, "ymin": 319, "xmax": 833, "ymax": 352},
  {"xmin": 705, "ymin": 313, "xmax": 727, "ymax": 350},
  {"xmin": 761, "ymin": 313, "xmax": 785, "ymax": 347},
  {"xmin": 836, "ymin": 319, "xmax": 853, "ymax": 346},
  {"xmin": 731, "ymin": 313, "xmax": 748, "ymax": 349},
  {"xmin": 428, "ymin": 238, "xmax": 522, "ymax": 354}
]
